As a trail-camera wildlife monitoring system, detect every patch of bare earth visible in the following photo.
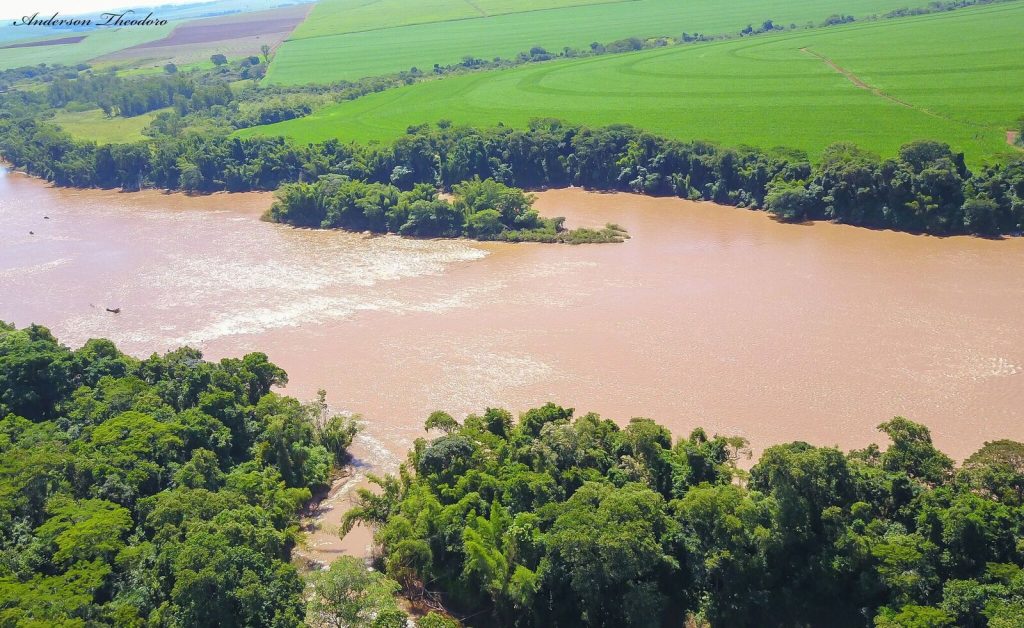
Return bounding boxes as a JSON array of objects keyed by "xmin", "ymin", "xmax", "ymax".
[
  {"xmin": 97, "ymin": 3, "xmax": 312, "ymax": 64},
  {"xmin": 1008, "ymin": 130, "xmax": 1020, "ymax": 147},
  {"xmin": 293, "ymin": 469, "xmax": 376, "ymax": 570},
  {"xmin": 2, "ymin": 35, "xmax": 86, "ymax": 48}
]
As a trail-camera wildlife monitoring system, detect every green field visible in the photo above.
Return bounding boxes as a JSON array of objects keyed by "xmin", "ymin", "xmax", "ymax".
[
  {"xmin": 243, "ymin": 2, "xmax": 1024, "ymax": 164},
  {"xmin": 51, "ymin": 108, "xmax": 165, "ymax": 143},
  {"xmin": 287, "ymin": 0, "xmax": 617, "ymax": 39},
  {"xmin": 0, "ymin": 26, "xmax": 175, "ymax": 70},
  {"xmin": 265, "ymin": 0, "xmax": 941, "ymax": 85}
]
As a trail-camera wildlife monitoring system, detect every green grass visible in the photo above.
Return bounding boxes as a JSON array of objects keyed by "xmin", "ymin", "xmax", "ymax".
[
  {"xmin": 266, "ymin": 0, "xmax": 939, "ymax": 85},
  {"xmin": 50, "ymin": 108, "xmax": 166, "ymax": 143},
  {"xmin": 242, "ymin": 2, "xmax": 1024, "ymax": 164},
  {"xmin": 95, "ymin": 59, "xmax": 221, "ymax": 76},
  {"xmin": 0, "ymin": 26, "xmax": 175, "ymax": 70},
  {"xmin": 287, "ymin": 0, "xmax": 616, "ymax": 39}
]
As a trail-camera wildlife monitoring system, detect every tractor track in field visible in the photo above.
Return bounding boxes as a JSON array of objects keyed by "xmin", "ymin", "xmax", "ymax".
[
  {"xmin": 801, "ymin": 46, "xmax": 1015, "ymax": 147},
  {"xmin": 800, "ymin": 47, "xmax": 932, "ymax": 114},
  {"xmin": 463, "ymin": 0, "xmax": 488, "ymax": 17}
]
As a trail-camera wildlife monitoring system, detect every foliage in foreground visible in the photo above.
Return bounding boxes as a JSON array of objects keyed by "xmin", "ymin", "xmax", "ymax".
[
  {"xmin": 3, "ymin": 324, "xmax": 1024, "ymax": 626},
  {"xmin": 0, "ymin": 323, "xmax": 358, "ymax": 626},
  {"xmin": 267, "ymin": 176, "xmax": 627, "ymax": 243},
  {"xmin": 345, "ymin": 406, "xmax": 1024, "ymax": 627}
]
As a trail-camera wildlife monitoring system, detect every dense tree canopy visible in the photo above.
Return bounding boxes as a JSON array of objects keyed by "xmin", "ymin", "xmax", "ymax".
[
  {"xmin": 344, "ymin": 405, "xmax": 1024, "ymax": 627},
  {"xmin": 3, "ymin": 333, "xmax": 1024, "ymax": 626},
  {"xmin": 3, "ymin": 93, "xmax": 1022, "ymax": 235},
  {"xmin": 267, "ymin": 175, "xmax": 626, "ymax": 242},
  {"xmin": 0, "ymin": 323, "xmax": 358, "ymax": 626}
]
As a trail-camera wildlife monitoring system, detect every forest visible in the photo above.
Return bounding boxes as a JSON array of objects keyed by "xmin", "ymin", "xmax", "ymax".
[
  {"xmin": 3, "ymin": 0, "xmax": 1024, "ymax": 625},
  {"xmin": 6, "ymin": 327, "xmax": 1024, "ymax": 626},
  {"xmin": 0, "ymin": 323, "xmax": 361, "ymax": 626},
  {"xmin": 267, "ymin": 176, "xmax": 628, "ymax": 242},
  {"xmin": 2, "ymin": 80, "xmax": 1023, "ymax": 236},
  {"xmin": 343, "ymin": 405, "xmax": 1024, "ymax": 627}
]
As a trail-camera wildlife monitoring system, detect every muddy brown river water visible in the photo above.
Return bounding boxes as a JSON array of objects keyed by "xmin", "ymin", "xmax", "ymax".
[{"xmin": 3, "ymin": 167, "xmax": 1024, "ymax": 560}]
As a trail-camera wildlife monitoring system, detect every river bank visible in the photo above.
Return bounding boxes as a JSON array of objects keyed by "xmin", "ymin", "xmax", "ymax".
[{"xmin": 4, "ymin": 168, "xmax": 1024, "ymax": 563}]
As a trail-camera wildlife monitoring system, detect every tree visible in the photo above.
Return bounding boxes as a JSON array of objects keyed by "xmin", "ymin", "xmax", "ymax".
[
  {"xmin": 316, "ymin": 412, "xmax": 360, "ymax": 466},
  {"xmin": 0, "ymin": 326, "xmax": 348, "ymax": 626},
  {"xmin": 675, "ymin": 483, "xmax": 779, "ymax": 625},
  {"xmin": 167, "ymin": 526, "xmax": 305, "ymax": 627},
  {"xmin": 260, "ymin": 44, "xmax": 272, "ymax": 63},
  {"xmin": 765, "ymin": 181, "xmax": 817, "ymax": 221},
  {"xmin": 0, "ymin": 323, "xmax": 74, "ymax": 421},
  {"xmin": 398, "ymin": 198, "xmax": 464, "ymax": 237},
  {"xmin": 307, "ymin": 557, "xmax": 406, "ymax": 628},
  {"xmin": 961, "ymin": 439, "xmax": 1024, "ymax": 504},
  {"xmin": 174, "ymin": 448, "xmax": 225, "ymax": 490},
  {"xmin": 35, "ymin": 497, "xmax": 132, "ymax": 566},
  {"xmin": 253, "ymin": 393, "xmax": 332, "ymax": 489},
  {"xmin": 462, "ymin": 504, "xmax": 540, "ymax": 620},
  {"xmin": 211, "ymin": 53, "xmax": 228, "ymax": 66},
  {"xmin": 544, "ymin": 482, "xmax": 679, "ymax": 625},
  {"xmin": 164, "ymin": 63, "xmax": 177, "ymax": 74},
  {"xmin": 878, "ymin": 417, "xmax": 954, "ymax": 484},
  {"xmin": 874, "ymin": 605, "xmax": 955, "ymax": 627},
  {"xmin": 418, "ymin": 612, "xmax": 460, "ymax": 628},
  {"xmin": 466, "ymin": 209, "xmax": 504, "ymax": 238},
  {"xmin": 424, "ymin": 410, "xmax": 459, "ymax": 434},
  {"xmin": 0, "ymin": 559, "xmax": 111, "ymax": 625},
  {"xmin": 962, "ymin": 197, "xmax": 1000, "ymax": 235}
]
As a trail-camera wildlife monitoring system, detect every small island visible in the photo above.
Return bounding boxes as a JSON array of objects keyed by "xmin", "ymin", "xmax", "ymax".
[{"xmin": 266, "ymin": 176, "xmax": 628, "ymax": 244}]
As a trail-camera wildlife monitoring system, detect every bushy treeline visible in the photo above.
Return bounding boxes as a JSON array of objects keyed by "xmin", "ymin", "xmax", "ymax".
[
  {"xmin": 0, "ymin": 324, "xmax": 358, "ymax": 626},
  {"xmin": 344, "ymin": 405, "xmax": 1024, "ymax": 627},
  {"xmin": 765, "ymin": 141, "xmax": 1024, "ymax": 235},
  {"xmin": 3, "ymin": 101, "xmax": 1023, "ymax": 234},
  {"xmin": 268, "ymin": 175, "xmax": 627, "ymax": 242},
  {"xmin": 0, "ymin": 63, "xmax": 87, "ymax": 91},
  {"xmin": 46, "ymin": 71, "xmax": 233, "ymax": 117},
  {"xmin": 883, "ymin": 0, "xmax": 1003, "ymax": 18}
]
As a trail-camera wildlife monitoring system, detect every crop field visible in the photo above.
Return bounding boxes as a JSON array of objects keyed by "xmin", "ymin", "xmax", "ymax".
[
  {"xmin": 98, "ymin": 4, "xmax": 313, "ymax": 65},
  {"xmin": 243, "ymin": 2, "xmax": 1024, "ymax": 164},
  {"xmin": 51, "ymin": 108, "xmax": 165, "ymax": 143},
  {"xmin": 287, "ymin": 0, "xmax": 616, "ymax": 39},
  {"xmin": 265, "ymin": 0, "xmax": 939, "ymax": 85},
  {"xmin": 1, "ymin": 36, "xmax": 87, "ymax": 49},
  {"xmin": 0, "ymin": 26, "xmax": 174, "ymax": 70},
  {"xmin": 0, "ymin": 3, "xmax": 310, "ymax": 70}
]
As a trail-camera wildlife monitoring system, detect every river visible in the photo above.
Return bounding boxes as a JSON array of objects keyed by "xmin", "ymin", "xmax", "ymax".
[{"xmin": 3, "ymin": 167, "xmax": 1024, "ymax": 560}]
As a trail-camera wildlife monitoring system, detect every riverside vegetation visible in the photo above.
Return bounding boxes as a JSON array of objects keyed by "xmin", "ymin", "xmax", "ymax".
[
  {"xmin": 267, "ymin": 176, "xmax": 628, "ymax": 243},
  {"xmin": 3, "ymin": 99, "xmax": 1024, "ymax": 235},
  {"xmin": 0, "ymin": 323, "xmax": 360, "ymax": 625},
  {"xmin": 3, "ymin": 0, "xmax": 1024, "ymax": 625},
  {"xmin": 5, "ymin": 326, "xmax": 1024, "ymax": 626},
  {"xmin": 341, "ymin": 406, "xmax": 1024, "ymax": 627},
  {"xmin": 2, "ymin": 1, "xmax": 1024, "ymax": 238}
]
